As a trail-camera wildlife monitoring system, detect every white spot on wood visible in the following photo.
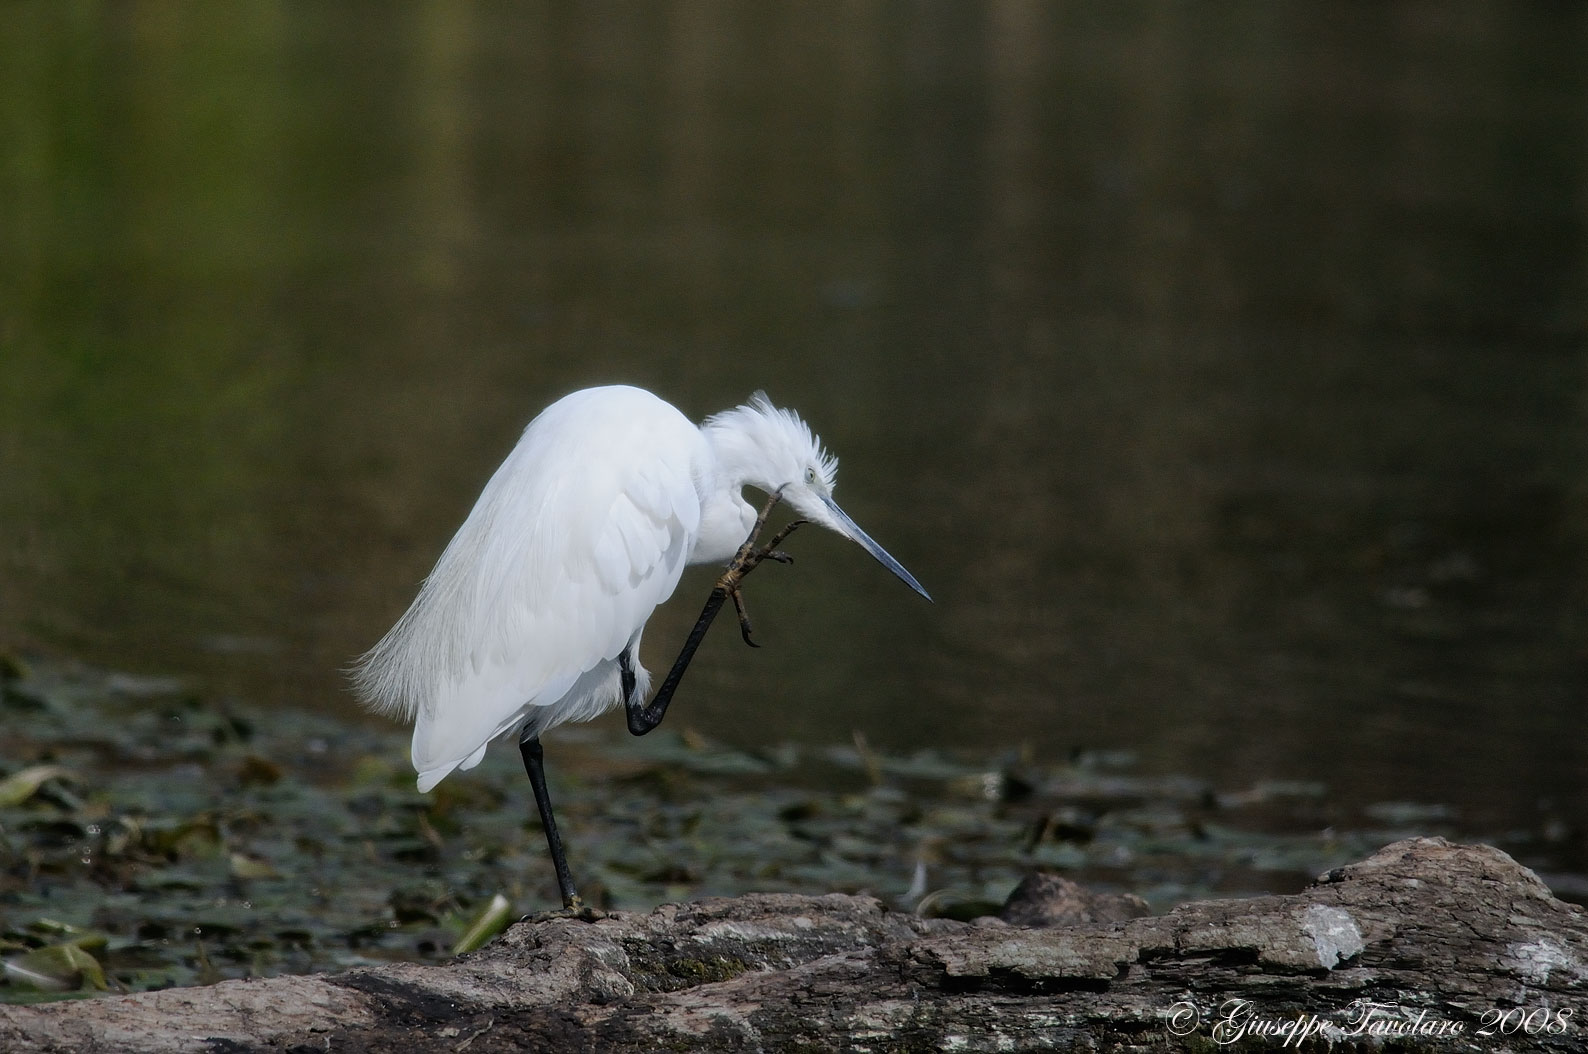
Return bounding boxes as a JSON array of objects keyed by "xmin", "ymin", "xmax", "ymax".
[
  {"xmin": 694, "ymin": 921, "xmax": 800, "ymax": 942},
  {"xmin": 1303, "ymin": 905, "xmax": 1364, "ymax": 968},
  {"xmin": 1507, "ymin": 939, "xmax": 1583, "ymax": 985}
]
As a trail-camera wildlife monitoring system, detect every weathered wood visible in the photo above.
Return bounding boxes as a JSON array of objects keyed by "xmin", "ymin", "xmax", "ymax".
[{"xmin": 3, "ymin": 838, "xmax": 1584, "ymax": 1052}]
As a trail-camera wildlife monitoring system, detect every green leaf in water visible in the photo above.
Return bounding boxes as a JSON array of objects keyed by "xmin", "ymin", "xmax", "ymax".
[
  {"xmin": 228, "ymin": 852, "xmax": 279, "ymax": 880},
  {"xmin": 25, "ymin": 920, "xmax": 107, "ymax": 953},
  {"xmin": 0, "ymin": 765, "xmax": 71, "ymax": 807},
  {"xmin": 451, "ymin": 894, "xmax": 512, "ymax": 956},
  {"xmin": 4, "ymin": 944, "xmax": 107, "ymax": 991}
]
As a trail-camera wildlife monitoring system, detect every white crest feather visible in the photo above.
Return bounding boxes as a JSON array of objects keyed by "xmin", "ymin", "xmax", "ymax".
[{"xmin": 701, "ymin": 391, "xmax": 838, "ymax": 494}]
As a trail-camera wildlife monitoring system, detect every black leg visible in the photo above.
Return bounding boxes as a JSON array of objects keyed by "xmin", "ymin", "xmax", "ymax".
[
  {"xmin": 519, "ymin": 734, "xmax": 582, "ymax": 911},
  {"xmin": 627, "ymin": 589, "xmax": 727, "ymax": 735},
  {"xmin": 618, "ymin": 645, "xmax": 636, "ymax": 703},
  {"xmin": 626, "ymin": 490, "xmax": 805, "ymax": 737}
]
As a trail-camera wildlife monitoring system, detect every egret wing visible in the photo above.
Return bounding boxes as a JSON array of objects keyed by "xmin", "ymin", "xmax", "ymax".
[{"xmin": 389, "ymin": 390, "xmax": 706, "ymax": 788}]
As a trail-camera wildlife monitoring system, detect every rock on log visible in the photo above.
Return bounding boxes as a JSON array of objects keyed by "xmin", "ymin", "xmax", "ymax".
[{"xmin": 2, "ymin": 838, "xmax": 1584, "ymax": 1052}]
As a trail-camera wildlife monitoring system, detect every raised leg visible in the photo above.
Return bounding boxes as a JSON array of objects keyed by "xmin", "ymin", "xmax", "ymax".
[
  {"xmin": 626, "ymin": 490, "xmax": 805, "ymax": 736},
  {"xmin": 625, "ymin": 590, "xmax": 726, "ymax": 735},
  {"xmin": 519, "ymin": 733, "xmax": 584, "ymax": 912}
]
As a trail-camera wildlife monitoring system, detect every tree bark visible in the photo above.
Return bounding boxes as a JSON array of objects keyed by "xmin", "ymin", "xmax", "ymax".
[{"xmin": 3, "ymin": 838, "xmax": 1584, "ymax": 1052}]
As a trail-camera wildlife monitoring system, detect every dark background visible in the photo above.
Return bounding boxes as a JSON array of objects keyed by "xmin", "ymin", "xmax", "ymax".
[{"xmin": 3, "ymin": 4, "xmax": 1585, "ymax": 854}]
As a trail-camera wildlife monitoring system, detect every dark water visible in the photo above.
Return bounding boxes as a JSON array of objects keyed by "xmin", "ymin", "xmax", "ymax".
[{"xmin": 3, "ymin": 5, "xmax": 1586, "ymax": 860}]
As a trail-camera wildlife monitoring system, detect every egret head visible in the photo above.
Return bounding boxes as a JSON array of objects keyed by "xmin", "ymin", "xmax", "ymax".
[{"xmin": 704, "ymin": 393, "xmax": 931, "ymax": 599}]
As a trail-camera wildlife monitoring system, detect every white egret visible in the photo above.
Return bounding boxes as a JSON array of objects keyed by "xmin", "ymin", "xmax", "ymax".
[{"xmin": 352, "ymin": 385, "xmax": 929, "ymax": 910}]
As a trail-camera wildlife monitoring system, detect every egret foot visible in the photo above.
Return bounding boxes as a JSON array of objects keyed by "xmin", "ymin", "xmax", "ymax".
[
  {"xmin": 717, "ymin": 491, "xmax": 806, "ymax": 647},
  {"xmin": 521, "ymin": 900, "xmax": 605, "ymax": 924}
]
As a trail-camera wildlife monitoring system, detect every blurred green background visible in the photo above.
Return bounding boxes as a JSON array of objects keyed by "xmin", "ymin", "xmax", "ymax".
[{"xmin": 2, "ymin": 3, "xmax": 1585, "ymax": 851}]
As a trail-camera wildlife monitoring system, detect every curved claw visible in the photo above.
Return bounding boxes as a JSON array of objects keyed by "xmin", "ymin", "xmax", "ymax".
[
  {"xmin": 729, "ymin": 588, "xmax": 760, "ymax": 648},
  {"xmin": 765, "ymin": 550, "xmax": 795, "ymax": 565}
]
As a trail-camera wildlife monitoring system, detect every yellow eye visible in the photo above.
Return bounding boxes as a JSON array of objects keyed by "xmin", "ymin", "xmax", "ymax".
[{"xmin": 804, "ymin": 467, "xmax": 817, "ymax": 484}]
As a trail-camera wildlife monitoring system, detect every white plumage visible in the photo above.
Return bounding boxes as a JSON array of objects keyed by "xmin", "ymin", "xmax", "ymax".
[{"xmin": 353, "ymin": 385, "xmax": 925, "ymax": 794}]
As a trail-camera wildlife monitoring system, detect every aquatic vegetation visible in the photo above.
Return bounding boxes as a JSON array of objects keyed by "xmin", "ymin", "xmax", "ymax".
[{"xmin": 0, "ymin": 655, "xmax": 1552, "ymax": 1002}]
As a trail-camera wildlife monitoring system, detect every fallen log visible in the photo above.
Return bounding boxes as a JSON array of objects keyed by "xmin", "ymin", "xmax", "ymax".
[{"xmin": 2, "ymin": 838, "xmax": 1583, "ymax": 1052}]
